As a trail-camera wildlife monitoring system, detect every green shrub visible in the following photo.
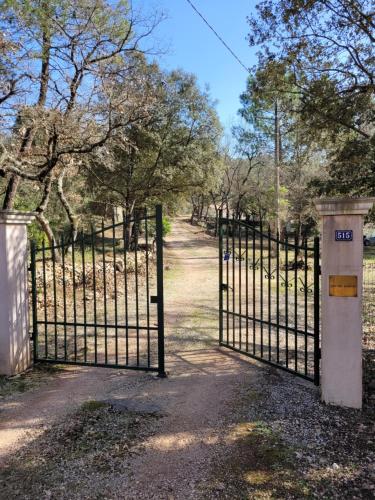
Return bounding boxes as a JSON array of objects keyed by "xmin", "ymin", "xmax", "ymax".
[
  {"xmin": 162, "ymin": 217, "xmax": 172, "ymax": 236},
  {"xmin": 13, "ymin": 193, "xmax": 46, "ymax": 247},
  {"xmin": 28, "ymin": 222, "xmax": 46, "ymax": 248},
  {"xmin": 146, "ymin": 216, "xmax": 172, "ymax": 238}
]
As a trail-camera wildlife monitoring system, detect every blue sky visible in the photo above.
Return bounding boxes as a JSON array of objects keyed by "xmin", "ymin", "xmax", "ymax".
[{"xmin": 132, "ymin": 0, "xmax": 258, "ymax": 131}]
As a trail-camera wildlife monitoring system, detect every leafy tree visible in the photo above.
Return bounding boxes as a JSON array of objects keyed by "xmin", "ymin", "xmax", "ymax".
[
  {"xmin": 235, "ymin": 61, "xmax": 324, "ymax": 237},
  {"xmin": 248, "ymin": 0, "xmax": 374, "ymax": 134},
  {"xmin": 88, "ymin": 67, "xmax": 223, "ymax": 220},
  {"xmin": 247, "ymin": 0, "xmax": 374, "ymax": 198},
  {"xmin": 0, "ymin": 0, "xmax": 163, "ymax": 248},
  {"xmin": 310, "ymin": 136, "xmax": 375, "ymax": 196}
]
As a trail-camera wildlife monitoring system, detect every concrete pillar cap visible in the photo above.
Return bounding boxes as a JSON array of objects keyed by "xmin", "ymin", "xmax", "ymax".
[
  {"xmin": 0, "ymin": 210, "xmax": 37, "ymax": 225},
  {"xmin": 314, "ymin": 197, "xmax": 375, "ymax": 216}
]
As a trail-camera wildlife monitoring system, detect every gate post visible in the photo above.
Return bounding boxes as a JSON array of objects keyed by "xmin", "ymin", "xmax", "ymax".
[
  {"xmin": 0, "ymin": 210, "xmax": 36, "ymax": 375},
  {"xmin": 315, "ymin": 198, "xmax": 375, "ymax": 408}
]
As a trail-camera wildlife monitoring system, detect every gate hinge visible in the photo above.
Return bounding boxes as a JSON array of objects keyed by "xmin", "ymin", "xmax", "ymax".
[
  {"xmin": 319, "ymin": 265, "xmax": 322, "ymax": 276},
  {"xmin": 221, "ymin": 283, "xmax": 228, "ymax": 291},
  {"xmin": 150, "ymin": 296, "xmax": 158, "ymax": 304},
  {"xmin": 318, "ymin": 347, "xmax": 322, "ymax": 359}
]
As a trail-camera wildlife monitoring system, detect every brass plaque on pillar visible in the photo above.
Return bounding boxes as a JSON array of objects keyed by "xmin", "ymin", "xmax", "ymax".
[{"xmin": 329, "ymin": 275, "xmax": 358, "ymax": 297}]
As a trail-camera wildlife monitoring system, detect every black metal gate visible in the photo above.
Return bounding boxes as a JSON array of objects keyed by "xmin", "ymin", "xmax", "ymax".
[
  {"xmin": 30, "ymin": 206, "xmax": 165, "ymax": 376},
  {"xmin": 219, "ymin": 213, "xmax": 320, "ymax": 385}
]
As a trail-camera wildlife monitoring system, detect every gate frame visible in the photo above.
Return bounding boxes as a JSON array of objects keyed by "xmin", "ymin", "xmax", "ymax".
[
  {"xmin": 218, "ymin": 211, "xmax": 320, "ymax": 385},
  {"xmin": 30, "ymin": 205, "xmax": 166, "ymax": 377}
]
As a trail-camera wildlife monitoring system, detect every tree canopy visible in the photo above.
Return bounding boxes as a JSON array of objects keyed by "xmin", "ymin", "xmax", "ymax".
[
  {"xmin": 245, "ymin": 0, "xmax": 374, "ymax": 197},
  {"xmin": 0, "ymin": 0, "xmax": 223, "ymax": 245},
  {"xmin": 226, "ymin": 0, "xmax": 374, "ymax": 235}
]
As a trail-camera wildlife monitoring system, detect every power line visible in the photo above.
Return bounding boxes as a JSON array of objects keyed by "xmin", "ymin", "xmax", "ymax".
[
  {"xmin": 185, "ymin": 1, "xmax": 282, "ymax": 233},
  {"xmin": 185, "ymin": 0, "xmax": 250, "ymax": 74}
]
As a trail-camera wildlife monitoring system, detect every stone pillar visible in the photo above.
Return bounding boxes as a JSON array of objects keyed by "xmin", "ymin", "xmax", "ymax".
[
  {"xmin": 315, "ymin": 198, "xmax": 375, "ymax": 409},
  {"xmin": 0, "ymin": 210, "xmax": 36, "ymax": 376}
]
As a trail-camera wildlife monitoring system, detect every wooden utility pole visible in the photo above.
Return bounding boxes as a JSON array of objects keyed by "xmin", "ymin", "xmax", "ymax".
[{"xmin": 274, "ymin": 100, "xmax": 281, "ymax": 235}]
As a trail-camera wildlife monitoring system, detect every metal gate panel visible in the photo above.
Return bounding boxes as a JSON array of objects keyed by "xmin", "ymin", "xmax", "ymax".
[
  {"xmin": 219, "ymin": 214, "xmax": 320, "ymax": 385},
  {"xmin": 30, "ymin": 206, "xmax": 165, "ymax": 376}
]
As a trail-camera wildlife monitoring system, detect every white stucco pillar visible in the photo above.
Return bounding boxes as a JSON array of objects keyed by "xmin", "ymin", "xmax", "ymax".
[
  {"xmin": 315, "ymin": 198, "xmax": 375, "ymax": 409},
  {"xmin": 0, "ymin": 210, "xmax": 36, "ymax": 376}
]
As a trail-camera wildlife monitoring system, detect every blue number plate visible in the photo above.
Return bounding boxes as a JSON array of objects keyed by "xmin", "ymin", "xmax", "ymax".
[{"xmin": 335, "ymin": 230, "xmax": 353, "ymax": 241}]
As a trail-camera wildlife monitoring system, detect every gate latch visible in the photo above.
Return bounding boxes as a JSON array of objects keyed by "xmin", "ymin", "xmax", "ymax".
[
  {"xmin": 221, "ymin": 284, "xmax": 229, "ymax": 291},
  {"xmin": 150, "ymin": 296, "xmax": 158, "ymax": 304}
]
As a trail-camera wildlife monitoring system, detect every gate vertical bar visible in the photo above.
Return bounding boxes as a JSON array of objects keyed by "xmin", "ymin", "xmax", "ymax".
[
  {"xmin": 245, "ymin": 223, "xmax": 249, "ymax": 351},
  {"xmin": 260, "ymin": 222, "xmax": 264, "ymax": 357},
  {"xmin": 238, "ymin": 221, "xmax": 242, "ymax": 349},
  {"xmin": 61, "ymin": 237, "xmax": 67, "ymax": 359},
  {"xmin": 276, "ymin": 230, "xmax": 280, "ymax": 363},
  {"xmin": 156, "ymin": 205, "xmax": 166, "ymax": 377},
  {"xmin": 30, "ymin": 241, "xmax": 38, "ymax": 363},
  {"xmin": 294, "ymin": 234, "xmax": 298, "ymax": 371},
  {"xmin": 313, "ymin": 236, "xmax": 320, "ymax": 386},
  {"xmin": 91, "ymin": 225, "xmax": 98, "ymax": 364},
  {"xmin": 112, "ymin": 214, "xmax": 118, "ymax": 365},
  {"xmin": 304, "ymin": 243, "xmax": 308, "ymax": 376},
  {"xmin": 42, "ymin": 241, "xmax": 48, "ymax": 358},
  {"xmin": 232, "ymin": 217, "xmax": 235, "ymax": 347},
  {"xmin": 52, "ymin": 242, "xmax": 58, "ymax": 359},
  {"xmin": 226, "ymin": 210, "xmax": 229, "ymax": 344},
  {"xmin": 285, "ymin": 234, "xmax": 289, "ymax": 367},
  {"xmin": 102, "ymin": 220, "xmax": 108, "ymax": 364},
  {"xmin": 145, "ymin": 211, "xmax": 151, "ymax": 367},
  {"xmin": 81, "ymin": 233, "xmax": 87, "ymax": 363},
  {"xmin": 252, "ymin": 226, "xmax": 256, "ymax": 354},
  {"xmin": 123, "ymin": 213, "xmax": 129, "ymax": 365},
  {"xmin": 268, "ymin": 225, "xmax": 271, "ymax": 360},
  {"xmin": 72, "ymin": 237, "xmax": 77, "ymax": 361},
  {"xmin": 218, "ymin": 210, "xmax": 223, "ymax": 344},
  {"xmin": 134, "ymin": 213, "xmax": 140, "ymax": 366}
]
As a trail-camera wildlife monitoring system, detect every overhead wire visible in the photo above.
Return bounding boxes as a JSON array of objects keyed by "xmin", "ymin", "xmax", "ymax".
[{"xmin": 184, "ymin": 0, "xmax": 250, "ymax": 74}]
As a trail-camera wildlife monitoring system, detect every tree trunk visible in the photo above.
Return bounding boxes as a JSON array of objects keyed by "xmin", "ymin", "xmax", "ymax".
[
  {"xmin": 190, "ymin": 196, "xmax": 198, "ymax": 225},
  {"xmin": 198, "ymin": 197, "xmax": 204, "ymax": 221},
  {"xmin": 3, "ymin": 10, "xmax": 51, "ymax": 210},
  {"xmin": 124, "ymin": 201, "xmax": 135, "ymax": 250},
  {"xmin": 295, "ymin": 217, "xmax": 302, "ymax": 256},
  {"xmin": 214, "ymin": 206, "xmax": 219, "ymax": 237},
  {"xmin": 57, "ymin": 168, "xmax": 78, "ymax": 244},
  {"xmin": 34, "ymin": 176, "xmax": 61, "ymax": 262},
  {"xmin": 36, "ymin": 212, "xmax": 61, "ymax": 262},
  {"xmin": 2, "ymin": 175, "xmax": 21, "ymax": 209}
]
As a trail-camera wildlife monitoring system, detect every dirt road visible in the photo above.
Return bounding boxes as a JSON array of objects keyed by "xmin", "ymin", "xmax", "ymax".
[{"xmin": 120, "ymin": 219, "xmax": 264, "ymax": 497}]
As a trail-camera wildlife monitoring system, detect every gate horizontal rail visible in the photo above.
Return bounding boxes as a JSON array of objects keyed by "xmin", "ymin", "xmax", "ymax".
[
  {"xmin": 220, "ymin": 217, "xmax": 316, "ymax": 251},
  {"xmin": 36, "ymin": 320, "xmax": 158, "ymax": 332},
  {"xmin": 221, "ymin": 310, "xmax": 316, "ymax": 338},
  {"xmin": 35, "ymin": 358, "xmax": 160, "ymax": 372},
  {"xmin": 218, "ymin": 344, "xmax": 316, "ymax": 383}
]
